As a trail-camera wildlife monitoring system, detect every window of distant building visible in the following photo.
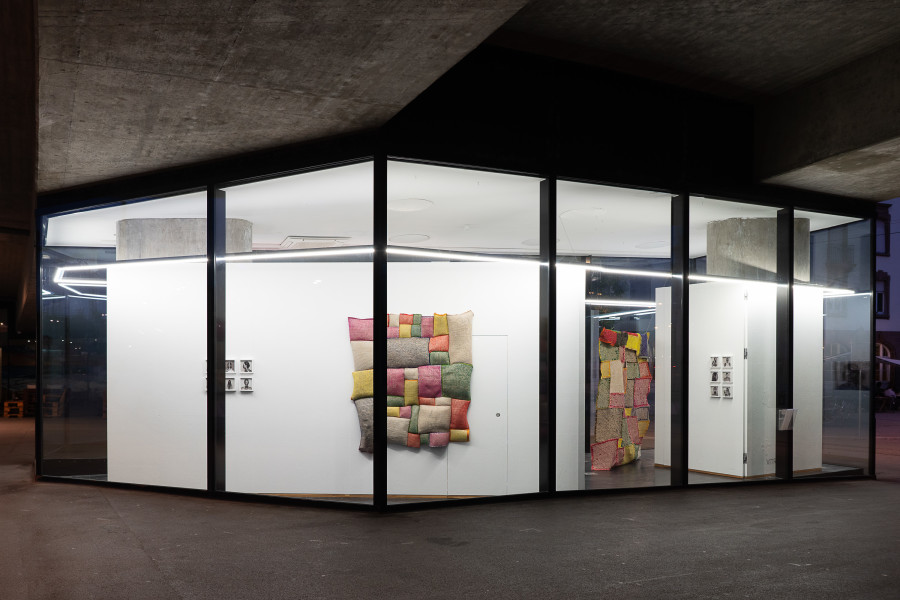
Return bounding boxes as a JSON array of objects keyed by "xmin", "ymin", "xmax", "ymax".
[
  {"xmin": 876, "ymin": 204, "xmax": 890, "ymax": 256},
  {"xmin": 876, "ymin": 270, "xmax": 890, "ymax": 319}
]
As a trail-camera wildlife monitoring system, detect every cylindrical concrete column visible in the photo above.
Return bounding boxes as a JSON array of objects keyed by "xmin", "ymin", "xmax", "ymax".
[
  {"xmin": 115, "ymin": 218, "xmax": 252, "ymax": 260},
  {"xmin": 706, "ymin": 217, "xmax": 810, "ymax": 281}
]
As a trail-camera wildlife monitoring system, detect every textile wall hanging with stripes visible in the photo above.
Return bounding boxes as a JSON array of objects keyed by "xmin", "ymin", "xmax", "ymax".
[
  {"xmin": 591, "ymin": 327, "xmax": 652, "ymax": 470},
  {"xmin": 348, "ymin": 311, "xmax": 473, "ymax": 453}
]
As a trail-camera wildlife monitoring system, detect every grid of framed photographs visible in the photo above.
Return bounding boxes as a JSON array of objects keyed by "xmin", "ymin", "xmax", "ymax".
[
  {"xmin": 709, "ymin": 355, "xmax": 732, "ymax": 399},
  {"xmin": 206, "ymin": 359, "xmax": 254, "ymax": 392}
]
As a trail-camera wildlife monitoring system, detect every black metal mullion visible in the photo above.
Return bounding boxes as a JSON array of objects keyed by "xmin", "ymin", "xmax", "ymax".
[
  {"xmin": 775, "ymin": 208, "xmax": 794, "ymax": 480},
  {"xmin": 869, "ymin": 215, "xmax": 877, "ymax": 477},
  {"xmin": 207, "ymin": 185, "xmax": 227, "ymax": 492},
  {"xmin": 670, "ymin": 193, "xmax": 689, "ymax": 486},
  {"xmin": 373, "ymin": 154, "xmax": 388, "ymax": 509},
  {"xmin": 34, "ymin": 216, "xmax": 45, "ymax": 476},
  {"xmin": 539, "ymin": 177, "xmax": 557, "ymax": 493}
]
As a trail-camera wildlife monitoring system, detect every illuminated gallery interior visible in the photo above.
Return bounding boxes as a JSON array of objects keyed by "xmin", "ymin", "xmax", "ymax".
[{"xmin": 38, "ymin": 154, "xmax": 874, "ymax": 507}]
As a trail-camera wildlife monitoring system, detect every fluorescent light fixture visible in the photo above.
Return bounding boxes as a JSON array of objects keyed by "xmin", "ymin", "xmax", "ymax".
[
  {"xmin": 585, "ymin": 299, "xmax": 657, "ymax": 307},
  {"xmin": 594, "ymin": 308, "xmax": 656, "ymax": 320},
  {"xmin": 582, "ymin": 264, "xmax": 672, "ymax": 278},
  {"xmin": 222, "ymin": 247, "xmax": 374, "ymax": 262},
  {"xmin": 387, "ymin": 247, "xmax": 544, "ymax": 264}
]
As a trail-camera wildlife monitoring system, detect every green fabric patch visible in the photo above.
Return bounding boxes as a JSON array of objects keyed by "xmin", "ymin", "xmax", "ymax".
[
  {"xmin": 616, "ymin": 331, "xmax": 629, "ymax": 347},
  {"xmin": 626, "ymin": 362, "xmax": 640, "ymax": 379},
  {"xmin": 598, "ymin": 344, "xmax": 619, "ymax": 361},
  {"xmin": 413, "ymin": 313, "xmax": 422, "ymax": 325},
  {"xmin": 429, "ymin": 351, "xmax": 450, "ymax": 365},
  {"xmin": 625, "ymin": 379, "xmax": 634, "ymax": 408},
  {"xmin": 409, "ymin": 405, "xmax": 420, "ymax": 434},
  {"xmin": 387, "ymin": 396, "xmax": 405, "ymax": 407},
  {"xmin": 634, "ymin": 407, "xmax": 650, "ymax": 421},
  {"xmin": 623, "ymin": 348, "xmax": 638, "ymax": 363},
  {"xmin": 596, "ymin": 378, "xmax": 611, "ymax": 409},
  {"xmin": 441, "ymin": 363, "xmax": 473, "ymax": 400},
  {"xmin": 411, "ymin": 324, "xmax": 422, "ymax": 337},
  {"xmin": 420, "ymin": 433, "xmax": 430, "ymax": 445}
]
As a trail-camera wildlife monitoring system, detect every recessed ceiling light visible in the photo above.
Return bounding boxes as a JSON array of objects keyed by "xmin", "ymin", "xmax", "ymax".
[
  {"xmin": 388, "ymin": 198, "xmax": 433, "ymax": 212},
  {"xmin": 635, "ymin": 240, "xmax": 669, "ymax": 249},
  {"xmin": 390, "ymin": 234, "xmax": 431, "ymax": 243}
]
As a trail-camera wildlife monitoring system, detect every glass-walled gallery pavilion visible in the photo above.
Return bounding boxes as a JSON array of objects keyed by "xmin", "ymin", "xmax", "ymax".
[{"xmin": 37, "ymin": 152, "xmax": 875, "ymax": 509}]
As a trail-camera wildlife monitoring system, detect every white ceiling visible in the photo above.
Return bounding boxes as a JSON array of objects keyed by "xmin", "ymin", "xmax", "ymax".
[{"xmin": 45, "ymin": 161, "xmax": 860, "ymax": 259}]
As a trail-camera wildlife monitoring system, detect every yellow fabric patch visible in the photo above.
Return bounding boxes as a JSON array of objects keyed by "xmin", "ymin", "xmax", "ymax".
[
  {"xmin": 450, "ymin": 429, "xmax": 469, "ymax": 442},
  {"xmin": 625, "ymin": 332, "xmax": 642, "ymax": 352},
  {"xmin": 618, "ymin": 439, "xmax": 623, "ymax": 448},
  {"xmin": 433, "ymin": 313, "xmax": 449, "ymax": 336},
  {"xmin": 600, "ymin": 361, "xmax": 611, "ymax": 379},
  {"xmin": 638, "ymin": 419, "xmax": 650, "ymax": 438},
  {"xmin": 623, "ymin": 443, "xmax": 636, "ymax": 463},
  {"xmin": 351, "ymin": 370, "xmax": 373, "ymax": 400},
  {"xmin": 386, "ymin": 407, "xmax": 400, "ymax": 417},
  {"xmin": 399, "ymin": 324, "xmax": 412, "ymax": 338},
  {"xmin": 624, "ymin": 408, "xmax": 632, "ymax": 417},
  {"xmin": 404, "ymin": 379, "xmax": 419, "ymax": 405}
]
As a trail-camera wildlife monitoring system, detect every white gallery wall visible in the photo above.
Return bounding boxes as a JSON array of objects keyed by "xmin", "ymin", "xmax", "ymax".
[
  {"xmin": 555, "ymin": 264, "xmax": 587, "ymax": 491},
  {"xmin": 107, "ymin": 260, "xmax": 541, "ymax": 496}
]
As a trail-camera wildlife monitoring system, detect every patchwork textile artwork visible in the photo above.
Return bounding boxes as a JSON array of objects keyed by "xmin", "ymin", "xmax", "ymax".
[
  {"xmin": 591, "ymin": 328, "xmax": 652, "ymax": 471},
  {"xmin": 348, "ymin": 311, "xmax": 474, "ymax": 453}
]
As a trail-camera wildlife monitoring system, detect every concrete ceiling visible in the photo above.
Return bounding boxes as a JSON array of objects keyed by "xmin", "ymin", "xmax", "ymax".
[{"xmin": 37, "ymin": 0, "xmax": 530, "ymax": 191}]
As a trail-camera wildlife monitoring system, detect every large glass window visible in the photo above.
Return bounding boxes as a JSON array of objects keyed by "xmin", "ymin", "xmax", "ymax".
[
  {"xmin": 556, "ymin": 182, "xmax": 671, "ymax": 490},
  {"xmin": 686, "ymin": 197, "xmax": 780, "ymax": 483},
  {"xmin": 222, "ymin": 162, "xmax": 373, "ymax": 504},
  {"xmin": 385, "ymin": 161, "xmax": 541, "ymax": 503},
  {"xmin": 794, "ymin": 211, "xmax": 872, "ymax": 477},
  {"xmin": 41, "ymin": 191, "xmax": 208, "ymax": 488}
]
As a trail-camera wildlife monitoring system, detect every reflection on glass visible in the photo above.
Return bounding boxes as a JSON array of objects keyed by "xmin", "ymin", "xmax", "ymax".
[
  {"xmin": 794, "ymin": 212, "xmax": 872, "ymax": 477},
  {"xmin": 41, "ymin": 191, "xmax": 208, "ymax": 488},
  {"xmin": 556, "ymin": 181, "xmax": 671, "ymax": 490},
  {"xmin": 686, "ymin": 197, "xmax": 780, "ymax": 484},
  {"xmin": 222, "ymin": 162, "xmax": 374, "ymax": 504},
  {"xmin": 386, "ymin": 161, "xmax": 541, "ymax": 504}
]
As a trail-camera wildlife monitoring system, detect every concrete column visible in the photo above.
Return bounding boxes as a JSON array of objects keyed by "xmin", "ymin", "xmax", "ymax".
[
  {"xmin": 115, "ymin": 218, "xmax": 252, "ymax": 260},
  {"xmin": 706, "ymin": 217, "xmax": 810, "ymax": 282}
]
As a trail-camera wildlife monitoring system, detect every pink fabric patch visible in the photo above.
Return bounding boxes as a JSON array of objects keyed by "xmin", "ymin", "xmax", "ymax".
[
  {"xmin": 609, "ymin": 393, "xmax": 626, "ymax": 408},
  {"xmin": 387, "ymin": 369, "xmax": 405, "ymax": 396},
  {"xmin": 348, "ymin": 317, "xmax": 373, "ymax": 341},
  {"xmin": 590, "ymin": 439, "xmax": 618, "ymax": 471},
  {"xmin": 421, "ymin": 316, "xmax": 434, "ymax": 338},
  {"xmin": 407, "ymin": 433, "xmax": 421, "ymax": 448},
  {"xmin": 450, "ymin": 399, "xmax": 470, "ymax": 430},
  {"xmin": 625, "ymin": 415, "xmax": 640, "ymax": 444},
  {"xmin": 633, "ymin": 378, "xmax": 651, "ymax": 408},
  {"xmin": 639, "ymin": 362, "xmax": 652, "ymax": 379},
  {"xmin": 399, "ymin": 406, "xmax": 412, "ymax": 419},
  {"xmin": 387, "ymin": 327, "xmax": 400, "ymax": 339},
  {"xmin": 418, "ymin": 365, "xmax": 442, "ymax": 397},
  {"xmin": 429, "ymin": 432, "xmax": 450, "ymax": 447},
  {"xmin": 615, "ymin": 448, "xmax": 625, "ymax": 466}
]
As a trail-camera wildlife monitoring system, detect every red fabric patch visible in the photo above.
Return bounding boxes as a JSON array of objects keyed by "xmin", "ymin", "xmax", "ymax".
[
  {"xmin": 609, "ymin": 392, "xmax": 626, "ymax": 408},
  {"xmin": 600, "ymin": 328, "xmax": 618, "ymax": 345},
  {"xmin": 399, "ymin": 313, "xmax": 414, "ymax": 325},
  {"xmin": 633, "ymin": 378, "xmax": 651, "ymax": 408},
  {"xmin": 639, "ymin": 362, "xmax": 652, "ymax": 379},
  {"xmin": 590, "ymin": 439, "xmax": 619, "ymax": 471},
  {"xmin": 450, "ymin": 399, "xmax": 470, "ymax": 429},
  {"xmin": 428, "ymin": 334, "xmax": 450, "ymax": 352},
  {"xmin": 407, "ymin": 433, "xmax": 421, "ymax": 448},
  {"xmin": 625, "ymin": 415, "xmax": 640, "ymax": 444},
  {"xmin": 417, "ymin": 397, "xmax": 436, "ymax": 406}
]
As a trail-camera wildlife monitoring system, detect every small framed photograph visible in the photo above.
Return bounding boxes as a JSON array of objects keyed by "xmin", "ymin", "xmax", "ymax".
[
  {"xmin": 225, "ymin": 377, "xmax": 236, "ymax": 392},
  {"xmin": 240, "ymin": 359, "xmax": 253, "ymax": 374},
  {"xmin": 709, "ymin": 356, "xmax": 720, "ymax": 369},
  {"xmin": 225, "ymin": 359, "xmax": 236, "ymax": 374},
  {"xmin": 240, "ymin": 377, "xmax": 253, "ymax": 392},
  {"xmin": 722, "ymin": 355, "xmax": 733, "ymax": 369},
  {"xmin": 722, "ymin": 385, "xmax": 733, "ymax": 398},
  {"xmin": 722, "ymin": 370, "xmax": 733, "ymax": 384},
  {"xmin": 710, "ymin": 385, "xmax": 720, "ymax": 398},
  {"xmin": 710, "ymin": 370, "xmax": 720, "ymax": 383}
]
